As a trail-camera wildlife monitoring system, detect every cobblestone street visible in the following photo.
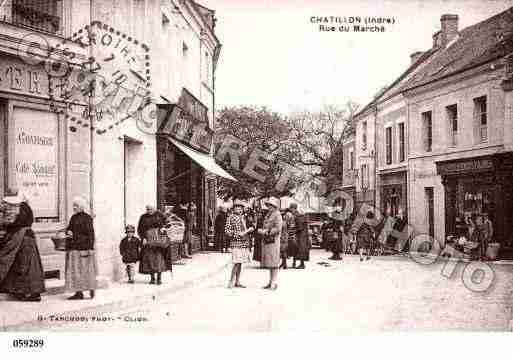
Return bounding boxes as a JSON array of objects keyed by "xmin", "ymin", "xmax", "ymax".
[{"xmin": 35, "ymin": 250, "xmax": 513, "ymax": 332}]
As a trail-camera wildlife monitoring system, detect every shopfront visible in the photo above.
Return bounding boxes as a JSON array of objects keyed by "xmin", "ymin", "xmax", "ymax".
[
  {"xmin": 436, "ymin": 154, "xmax": 513, "ymax": 258},
  {"xmin": 379, "ymin": 170, "xmax": 407, "ymax": 218},
  {"xmin": 157, "ymin": 88, "xmax": 235, "ymax": 251},
  {"xmin": 0, "ymin": 52, "xmax": 89, "ymax": 279}
]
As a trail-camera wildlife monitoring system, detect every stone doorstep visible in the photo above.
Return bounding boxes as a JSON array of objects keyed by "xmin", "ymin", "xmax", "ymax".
[
  {"xmin": 0, "ymin": 276, "xmax": 111, "ymax": 300},
  {"xmin": 2, "ymin": 254, "xmax": 231, "ymax": 330}
]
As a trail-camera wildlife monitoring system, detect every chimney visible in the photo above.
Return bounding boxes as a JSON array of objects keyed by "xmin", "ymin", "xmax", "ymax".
[
  {"xmin": 432, "ymin": 30, "xmax": 443, "ymax": 49},
  {"xmin": 410, "ymin": 51, "xmax": 424, "ymax": 65},
  {"xmin": 440, "ymin": 14, "xmax": 459, "ymax": 47}
]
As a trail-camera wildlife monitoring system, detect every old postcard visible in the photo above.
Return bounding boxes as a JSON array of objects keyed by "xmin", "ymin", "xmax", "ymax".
[{"xmin": 1, "ymin": 0, "xmax": 513, "ymax": 353}]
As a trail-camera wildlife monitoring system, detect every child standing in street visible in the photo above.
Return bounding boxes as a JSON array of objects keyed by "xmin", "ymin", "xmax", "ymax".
[{"xmin": 120, "ymin": 225, "xmax": 141, "ymax": 283}]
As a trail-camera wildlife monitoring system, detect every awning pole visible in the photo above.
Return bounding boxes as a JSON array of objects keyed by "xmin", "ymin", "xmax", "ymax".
[{"xmin": 164, "ymin": 169, "xmax": 193, "ymax": 184}]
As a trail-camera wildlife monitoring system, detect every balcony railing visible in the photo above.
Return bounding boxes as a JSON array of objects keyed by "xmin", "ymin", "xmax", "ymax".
[{"xmin": 0, "ymin": 0, "xmax": 62, "ymax": 35}]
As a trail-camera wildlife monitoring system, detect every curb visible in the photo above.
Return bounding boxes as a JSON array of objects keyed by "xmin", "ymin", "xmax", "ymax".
[{"xmin": 3, "ymin": 256, "xmax": 231, "ymax": 331}]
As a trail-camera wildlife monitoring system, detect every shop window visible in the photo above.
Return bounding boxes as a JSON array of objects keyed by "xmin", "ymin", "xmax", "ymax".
[
  {"xmin": 362, "ymin": 121, "xmax": 367, "ymax": 150},
  {"xmin": 6, "ymin": 0, "xmax": 63, "ymax": 34},
  {"xmin": 398, "ymin": 122, "xmax": 405, "ymax": 162},
  {"xmin": 422, "ymin": 111, "xmax": 432, "ymax": 152},
  {"xmin": 474, "ymin": 96, "xmax": 487, "ymax": 142},
  {"xmin": 385, "ymin": 126, "xmax": 392, "ymax": 165},
  {"xmin": 446, "ymin": 104, "xmax": 458, "ymax": 147}
]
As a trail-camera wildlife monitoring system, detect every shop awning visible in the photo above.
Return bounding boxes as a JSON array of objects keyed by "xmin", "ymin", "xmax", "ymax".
[{"xmin": 168, "ymin": 138, "xmax": 237, "ymax": 182}]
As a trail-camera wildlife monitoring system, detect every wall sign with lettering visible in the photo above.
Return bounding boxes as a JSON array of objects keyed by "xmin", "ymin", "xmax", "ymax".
[
  {"xmin": 436, "ymin": 157, "xmax": 494, "ymax": 176},
  {"xmin": 13, "ymin": 107, "xmax": 59, "ymax": 220}
]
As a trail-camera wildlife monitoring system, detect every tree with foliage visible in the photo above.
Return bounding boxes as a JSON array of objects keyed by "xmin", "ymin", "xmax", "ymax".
[
  {"xmin": 214, "ymin": 106, "xmax": 299, "ymax": 201},
  {"xmin": 284, "ymin": 101, "xmax": 359, "ymax": 197}
]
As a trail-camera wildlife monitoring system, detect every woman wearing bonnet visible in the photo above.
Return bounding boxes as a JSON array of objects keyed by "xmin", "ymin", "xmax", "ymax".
[
  {"xmin": 65, "ymin": 196, "xmax": 98, "ymax": 300},
  {"xmin": 0, "ymin": 191, "xmax": 45, "ymax": 301}
]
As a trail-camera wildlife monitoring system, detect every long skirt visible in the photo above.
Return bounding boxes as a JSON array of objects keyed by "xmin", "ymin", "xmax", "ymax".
[
  {"xmin": 139, "ymin": 246, "xmax": 167, "ymax": 274},
  {"xmin": 253, "ymin": 236, "xmax": 262, "ymax": 262},
  {"xmin": 287, "ymin": 238, "xmax": 298, "ymax": 258},
  {"xmin": 295, "ymin": 233, "xmax": 310, "ymax": 261},
  {"xmin": 232, "ymin": 247, "xmax": 251, "ymax": 264},
  {"xmin": 65, "ymin": 250, "xmax": 98, "ymax": 292},
  {"xmin": 261, "ymin": 237, "xmax": 280, "ymax": 269},
  {"xmin": 0, "ymin": 234, "xmax": 45, "ymax": 296}
]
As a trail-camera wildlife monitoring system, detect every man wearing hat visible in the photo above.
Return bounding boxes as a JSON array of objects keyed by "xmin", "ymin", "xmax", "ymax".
[
  {"xmin": 225, "ymin": 199, "xmax": 254, "ymax": 288},
  {"xmin": 258, "ymin": 197, "xmax": 283, "ymax": 290}
]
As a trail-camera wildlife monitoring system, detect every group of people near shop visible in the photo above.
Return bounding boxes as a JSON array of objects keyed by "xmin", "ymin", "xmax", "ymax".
[
  {"xmin": 0, "ymin": 192, "xmax": 97, "ymax": 302},
  {"xmin": 322, "ymin": 207, "xmax": 409, "ymax": 261},
  {"xmin": 0, "ymin": 187, "xmax": 199, "ymax": 302},
  {"xmin": 215, "ymin": 198, "xmax": 312, "ymax": 290}
]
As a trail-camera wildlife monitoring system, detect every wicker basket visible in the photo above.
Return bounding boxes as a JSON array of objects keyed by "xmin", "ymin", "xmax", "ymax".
[
  {"xmin": 164, "ymin": 221, "xmax": 185, "ymax": 242},
  {"xmin": 51, "ymin": 234, "xmax": 70, "ymax": 251}
]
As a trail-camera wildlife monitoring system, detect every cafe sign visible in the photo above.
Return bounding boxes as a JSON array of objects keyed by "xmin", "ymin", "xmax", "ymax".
[
  {"xmin": 436, "ymin": 157, "xmax": 494, "ymax": 176},
  {"xmin": 159, "ymin": 88, "xmax": 213, "ymax": 154},
  {"xmin": 13, "ymin": 107, "xmax": 59, "ymax": 220}
]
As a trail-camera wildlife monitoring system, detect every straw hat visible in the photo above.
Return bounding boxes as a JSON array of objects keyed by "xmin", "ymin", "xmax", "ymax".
[{"xmin": 264, "ymin": 197, "xmax": 280, "ymax": 209}]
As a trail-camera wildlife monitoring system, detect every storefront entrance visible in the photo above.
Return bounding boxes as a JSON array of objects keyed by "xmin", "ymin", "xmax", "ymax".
[
  {"xmin": 437, "ymin": 154, "xmax": 513, "ymax": 259},
  {"xmin": 379, "ymin": 170, "xmax": 407, "ymax": 219}
]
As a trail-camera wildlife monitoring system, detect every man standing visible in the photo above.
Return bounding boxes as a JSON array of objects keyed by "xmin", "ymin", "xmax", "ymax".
[
  {"xmin": 329, "ymin": 206, "xmax": 344, "ymax": 261},
  {"xmin": 214, "ymin": 206, "xmax": 228, "ymax": 252}
]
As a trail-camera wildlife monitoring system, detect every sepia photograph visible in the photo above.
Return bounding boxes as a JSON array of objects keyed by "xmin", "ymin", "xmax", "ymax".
[{"xmin": 1, "ymin": 0, "xmax": 513, "ymax": 354}]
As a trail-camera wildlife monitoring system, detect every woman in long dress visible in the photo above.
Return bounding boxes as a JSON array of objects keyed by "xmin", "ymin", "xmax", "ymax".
[
  {"xmin": 290, "ymin": 204, "xmax": 310, "ymax": 269},
  {"xmin": 225, "ymin": 200, "xmax": 254, "ymax": 288},
  {"xmin": 252, "ymin": 208, "xmax": 266, "ymax": 264},
  {"xmin": 0, "ymin": 194, "xmax": 45, "ymax": 301},
  {"xmin": 279, "ymin": 212, "xmax": 289, "ymax": 269},
  {"xmin": 258, "ymin": 197, "xmax": 282, "ymax": 290},
  {"xmin": 65, "ymin": 196, "xmax": 98, "ymax": 300},
  {"xmin": 138, "ymin": 205, "xmax": 169, "ymax": 285}
]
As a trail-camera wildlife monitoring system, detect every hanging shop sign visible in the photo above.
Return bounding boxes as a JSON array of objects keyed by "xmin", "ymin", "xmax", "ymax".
[
  {"xmin": 13, "ymin": 107, "xmax": 59, "ymax": 220},
  {"xmin": 159, "ymin": 88, "xmax": 213, "ymax": 154}
]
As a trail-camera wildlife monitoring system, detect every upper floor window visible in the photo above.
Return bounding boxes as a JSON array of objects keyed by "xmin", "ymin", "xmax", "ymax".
[
  {"xmin": 349, "ymin": 148, "xmax": 354, "ymax": 169},
  {"xmin": 398, "ymin": 122, "xmax": 405, "ymax": 162},
  {"xmin": 204, "ymin": 52, "xmax": 211, "ymax": 85},
  {"xmin": 360, "ymin": 163, "xmax": 369, "ymax": 189},
  {"xmin": 446, "ymin": 104, "xmax": 458, "ymax": 147},
  {"xmin": 385, "ymin": 126, "xmax": 392, "ymax": 165},
  {"xmin": 422, "ymin": 111, "xmax": 432, "ymax": 152},
  {"xmin": 362, "ymin": 121, "xmax": 367, "ymax": 150},
  {"xmin": 474, "ymin": 96, "xmax": 487, "ymax": 142},
  {"xmin": 3, "ymin": 0, "xmax": 63, "ymax": 35}
]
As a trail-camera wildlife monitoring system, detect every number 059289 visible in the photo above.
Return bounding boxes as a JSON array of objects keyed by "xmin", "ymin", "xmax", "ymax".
[{"xmin": 12, "ymin": 339, "xmax": 44, "ymax": 349}]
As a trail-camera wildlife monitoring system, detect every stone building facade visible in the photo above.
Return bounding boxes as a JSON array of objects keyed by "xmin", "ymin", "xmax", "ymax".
[
  {"xmin": 353, "ymin": 7, "xmax": 513, "ymax": 257},
  {"xmin": 0, "ymin": 0, "xmax": 223, "ymax": 289}
]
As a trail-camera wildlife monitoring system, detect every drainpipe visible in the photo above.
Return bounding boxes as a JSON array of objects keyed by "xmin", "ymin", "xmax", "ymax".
[
  {"xmin": 89, "ymin": 0, "xmax": 94, "ymax": 217},
  {"xmin": 373, "ymin": 104, "xmax": 378, "ymax": 212}
]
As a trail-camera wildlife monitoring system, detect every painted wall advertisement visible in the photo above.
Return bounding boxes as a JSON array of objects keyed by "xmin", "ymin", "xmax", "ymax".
[{"xmin": 13, "ymin": 107, "xmax": 59, "ymax": 220}]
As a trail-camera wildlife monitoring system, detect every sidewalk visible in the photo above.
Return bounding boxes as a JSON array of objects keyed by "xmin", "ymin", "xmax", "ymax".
[{"xmin": 1, "ymin": 251, "xmax": 230, "ymax": 331}]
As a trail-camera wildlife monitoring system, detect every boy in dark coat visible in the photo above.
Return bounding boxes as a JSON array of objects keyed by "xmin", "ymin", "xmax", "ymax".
[{"xmin": 119, "ymin": 225, "xmax": 141, "ymax": 283}]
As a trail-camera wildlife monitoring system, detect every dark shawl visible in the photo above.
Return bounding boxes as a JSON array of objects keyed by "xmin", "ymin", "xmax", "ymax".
[
  {"xmin": 66, "ymin": 212, "xmax": 95, "ymax": 251},
  {"xmin": 0, "ymin": 202, "xmax": 45, "ymax": 295},
  {"xmin": 137, "ymin": 211, "xmax": 165, "ymax": 240}
]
